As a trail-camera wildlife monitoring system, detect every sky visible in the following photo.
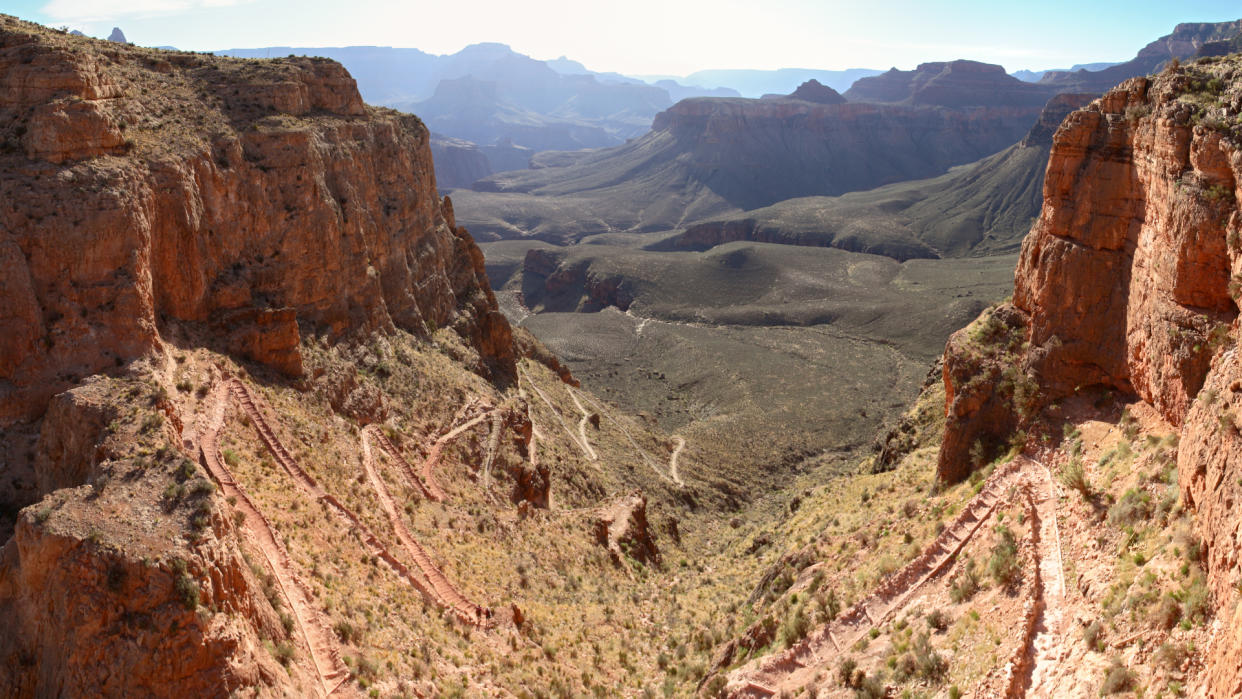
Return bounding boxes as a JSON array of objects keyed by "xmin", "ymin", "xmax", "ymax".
[{"xmin": 5, "ymin": 0, "xmax": 1242, "ymax": 76}]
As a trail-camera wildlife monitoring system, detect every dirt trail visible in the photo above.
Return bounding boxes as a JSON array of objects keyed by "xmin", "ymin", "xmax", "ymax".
[
  {"xmin": 227, "ymin": 379, "xmax": 493, "ymax": 627},
  {"xmin": 360, "ymin": 428, "xmax": 496, "ymax": 626},
  {"xmin": 198, "ymin": 387, "xmax": 353, "ymax": 697},
  {"xmin": 420, "ymin": 410, "xmax": 497, "ymax": 502},
  {"xmin": 481, "ymin": 413, "xmax": 503, "ymax": 493},
  {"xmin": 566, "ymin": 386, "xmax": 599, "ymax": 461},
  {"xmin": 365, "ymin": 427, "xmax": 437, "ymax": 501},
  {"xmin": 1023, "ymin": 457, "xmax": 1074, "ymax": 696},
  {"xmin": 519, "ymin": 369, "xmax": 597, "ymax": 462},
  {"xmin": 726, "ymin": 456, "xmax": 1038, "ymax": 696},
  {"xmin": 576, "ymin": 390, "xmax": 677, "ymax": 486},
  {"xmin": 668, "ymin": 436, "xmax": 686, "ymax": 487}
]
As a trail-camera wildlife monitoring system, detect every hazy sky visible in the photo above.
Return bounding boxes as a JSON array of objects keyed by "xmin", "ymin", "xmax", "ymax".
[{"xmin": 6, "ymin": 0, "xmax": 1242, "ymax": 75}]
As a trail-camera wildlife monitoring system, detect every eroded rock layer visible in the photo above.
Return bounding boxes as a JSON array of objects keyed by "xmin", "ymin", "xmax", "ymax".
[
  {"xmin": 938, "ymin": 57, "xmax": 1242, "ymax": 695},
  {"xmin": 0, "ymin": 15, "xmax": 526, "ymax": 697},
  {"xmin": 0, "ymin": 14, "xmax": 514, "ymax": 428}
]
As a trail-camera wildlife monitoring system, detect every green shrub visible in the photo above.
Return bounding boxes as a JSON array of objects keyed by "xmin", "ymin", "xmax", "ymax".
[
  {"xmin": 188, "ymin": 478, "xmax": 216, "ymax": 497},
  {"xmin": 911, "ymin": 631, "xmax": 948, "ymax": 682},
  {"xmin": 1179, "ymin": 576, "xmax": 1211, "ymax": 624},
  {"xmin": 855, "ymin": 674, "xmax": 885, "ymax": 699},
  {"xmin": 273, "ymin": 641, "xmax": 295, "ymax": 666},
  {"xmin": 949, "ymin": 558, "xmax": 981, "ymax": 603},
  {"xmin": 1155, "ymin": 593, "xmax": 1182, "ymax": 630},
  {"xmin": 1100, "ymin": 658, "xmax": 1135, "ymax": 694},
  {"xmin": 1108, "ymin": 489, "xmax": 1152, "ymax": 526},
  {"xmin": 838, "ymin": 657, "xmax": 858, "ymax": 687},
  {"xmin": 1156, "ymin": 640, "xmax": 1191, "ymax": 669},
  {"xmin": 989, "ymin": 525, "xmax": 1020, "ymax": 588},
  {"xmin": 780, "ymin": 605, "xmax": 811, "ymax": 647},
  {"xmin": 172, "ymin": 563, "xmax": 199, "ymax": 610},
  {"xmin": 1060, "ymin": 458, "xmax": 1092, "ymax": 499},
  {"xmin": 1083, "ymin": 620, "xmax": 1103, "ymax": 651},
  {"xmin": 1125, "ymin": 104, "xmax": 1151, "ymax": 122}
]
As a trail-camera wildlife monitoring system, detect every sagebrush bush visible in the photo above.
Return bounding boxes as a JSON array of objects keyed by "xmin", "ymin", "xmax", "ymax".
[
  {"xmin": 1108, "ymin": 488, "xmax": 1152, "ymax": 526},
  {"xmin": 1100, "ymin": 658, "xmax": 1135, "ymax": 694},
  {"xmin": 989, "ymin": 525, "xmax": 1020, "ymax": 588},
  {"xmin": 1083, "ymin": 620, "xmax": 1103, "ymax": 651},
  {"xmin": 949, "ymin": 558, "xmax": 981, "ymax": 603},
  {"xmin": 1059, "ymin": 458, "xmax": 1092, "ymax": 499}
]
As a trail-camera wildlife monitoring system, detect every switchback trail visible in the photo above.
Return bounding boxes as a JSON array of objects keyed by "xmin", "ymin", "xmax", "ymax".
[
  {"xmin": 668, "ymin": 436, "xmax": 686, "ymax": 487},
  {"xmin": 576, "ymin": 389, "xmax": 678, "ymax": 487},
  {"xmin": 365, "ymin": 426, "xmax": 437, "ymax": 501},
  {"xmin": 726, "ymin": 456, "xmax": 1048, "ymax": 696},
  {"xmin": 519, "ymin": 368, "xmax": 597, "ymax": 462},
  {"xmin": 420, "ymin": 409, "xmax": 498, "ymax": 502},
  {"xmin": 566, "ymin": 385, "xmax": 599, "ymax": 461},
  {"xmin": 360, "ymin": 427, "xmax": 496, "ymax": 626},
  {"xmin": 1023, "ymin": 455, "xmax": 1072, "ymax": 695},
  {"xmin": 227, "ymin": 379, "xmax": 494, "ymax": 628},
  {"xmin": 481, "ymin": 413, "xmax": 503, "ymax": 494},
  {"xmin": 198, "ymin": 387, "xmax": 353, "ymax": 697}
]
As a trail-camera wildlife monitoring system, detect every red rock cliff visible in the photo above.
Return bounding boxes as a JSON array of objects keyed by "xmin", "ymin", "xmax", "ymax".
[
  {"xmin": 0, "ymin": 15, "xmax": 514, "ymax": 427},
  {"xmin": 938, "ymin": 58, "xmax": 1242, "ymax": 695}
]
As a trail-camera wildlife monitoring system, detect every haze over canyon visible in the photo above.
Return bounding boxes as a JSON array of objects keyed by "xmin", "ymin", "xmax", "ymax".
[{"xmin": 6, "ymin": 6, "xmax": 1242, "ymax": 698}]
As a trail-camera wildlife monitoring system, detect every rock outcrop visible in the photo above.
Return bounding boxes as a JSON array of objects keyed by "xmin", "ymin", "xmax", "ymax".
[
  {"xmin": 0, "ymin": 17, "xmax": 531, "ymax": 696},
  {"xmin": 430, "ymin": 134, "xmax": 492, "ymax": 190},
  {"xmin": 937, "ymin": 57, "xmax": 1242, "ymax": 695},
  {"xmin": 594, "ymin": 493, "xmax": 659, "ymax": 568},
  {"xmin": 519, "ymin": 248, "xmax": 633, "ymax": 313},
  {"xmin": 0, "ymin": 14, "xmax": 515, "ymax": 427},
  {"xmin": 783, "ymin": 79, "xmax": 845, "ymax": 105}
]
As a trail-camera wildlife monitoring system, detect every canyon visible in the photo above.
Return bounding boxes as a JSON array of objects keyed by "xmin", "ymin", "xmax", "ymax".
[{"xmin": 8, "ymin": 9, "xmax": 1242, "ymax": 699}]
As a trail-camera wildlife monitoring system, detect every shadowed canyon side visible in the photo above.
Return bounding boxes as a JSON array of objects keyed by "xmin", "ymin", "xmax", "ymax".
[{"xmin": 651, "ymin": 92, "xmax": 1098, "ymax": 261}]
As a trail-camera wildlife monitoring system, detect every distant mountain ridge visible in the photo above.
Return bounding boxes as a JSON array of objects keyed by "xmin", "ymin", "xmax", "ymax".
[
  {"xmin": 650, "ymin": 92, "xmax": 1098, "ymax": 262},
  {"xmin": 653, "ymin": 68, "xmax": 884, "ymax": 97},
  {"xmin": 216, "ymin": 41, "xmax": 742, "ymax": 178},
  {"xmin": 844, "ymin": 60, "xmax": 1055, "ymax": 107},
  {"xmin": 1037, "ymin": 19, "xmax": 1242, "ymax": 92},
  {"xmin": 452, "ymin": 81, "xmax": 1048, "ymax": 243},
  {"xmin": 1010, "ymin": 62, "xmax": 1118, "ymax": 82}
]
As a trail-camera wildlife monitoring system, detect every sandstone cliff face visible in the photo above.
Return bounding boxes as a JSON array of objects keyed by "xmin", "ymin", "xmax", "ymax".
[
  {"xmin": 0, "ymin": 15, "xmax": 514, "ymax": 428},
  {"xmin": 0, "ymin": 16, "xmax": 526, "ymax": 697},
  {"xmin": 938, "ymin": 58, "xmax": 1242, "ymax": 695},
  {"xmin": 1, "ymin": 504, "xmax": 296, "ymax": 697},
  {"xmin": 430, "ymin": 133, "xmax": 492, "ymax": 189}
]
